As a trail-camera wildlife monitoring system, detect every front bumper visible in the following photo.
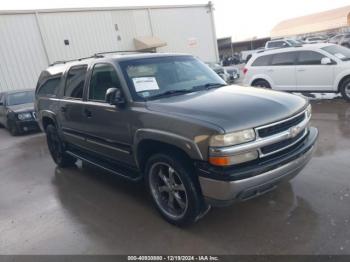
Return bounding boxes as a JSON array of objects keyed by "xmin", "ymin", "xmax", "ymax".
[
  {"xmin": 15, "ymin": 120, "xmax": 39, "ymax": 132},
  {"xmin": 198, "ymin": 127, "xmax": 318, "ymax": 206}
]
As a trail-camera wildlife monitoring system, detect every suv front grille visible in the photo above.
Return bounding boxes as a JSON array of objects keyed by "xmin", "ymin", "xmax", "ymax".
[
  {"xmin": 258, "ymin": 113, "xmax": 305, "ymax": 138},
  {"xmin": 260, "ymin": 130, "xmax": 306, "ymax": 155}
]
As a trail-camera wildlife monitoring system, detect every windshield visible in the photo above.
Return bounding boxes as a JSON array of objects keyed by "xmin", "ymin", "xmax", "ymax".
[
  {"xmin": 120, "ymin": 56, "xmax": 226, "ymax": 101},
  {"xmin": 322, "ymin": 45, "xmax": 350, "ymax": 61},
  {"xmin": 7, "ymin": 91, "xmax": 34, "ymax": 106}
]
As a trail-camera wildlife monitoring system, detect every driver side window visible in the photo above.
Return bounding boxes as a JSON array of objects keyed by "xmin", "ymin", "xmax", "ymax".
[{"xmin": 89, "ymin": 64, "xmax": 121, "ymax": 102}]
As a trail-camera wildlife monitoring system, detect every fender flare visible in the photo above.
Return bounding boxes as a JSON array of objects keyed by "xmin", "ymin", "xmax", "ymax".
[{"xmin": 133, "ymin": 128, "xmax": 204, "ymax": 166}]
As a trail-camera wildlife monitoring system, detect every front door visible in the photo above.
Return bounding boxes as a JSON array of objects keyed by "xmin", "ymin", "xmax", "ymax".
[
  {"xmin": 296, "ymin": 51, "xmax": 335, "ymax": 91},
  {"xmin": 268, "ymin": 51, "xmax": 297, "ymax": 91},
  {"xmin": 82, "ymin": 63, "xmax": 134, "ymax": 166}
]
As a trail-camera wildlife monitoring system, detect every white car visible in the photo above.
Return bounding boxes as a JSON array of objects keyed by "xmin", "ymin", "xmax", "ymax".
[
  {"xmin": 243, "ymin": 43, "xmax": 350, "ymax": 101},
  {"xmin": 265, "ymin": 39, "xmax": 302, "ymax": 49}
]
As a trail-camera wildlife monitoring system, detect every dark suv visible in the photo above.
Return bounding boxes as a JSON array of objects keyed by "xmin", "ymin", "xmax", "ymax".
[{"xmin": 35, "ymin": 52, "xmax": 318, "ymax": 225}]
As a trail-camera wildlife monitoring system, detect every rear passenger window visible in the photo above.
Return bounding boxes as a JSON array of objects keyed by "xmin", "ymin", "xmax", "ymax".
[
  {"xmin": 297, "ymin": 51, "xmax": 325, "ymax": 65},
  {"xmin": 89, "ymin": 64, "xmax": 121, "ymax": 101},
  {"xmin": 37, "ymin": 75, "xmax": 62, "ymax": 97},
  {"xmin": 64, "ymin": 66, "xmax": 87, "ymax": 99},
  {"xmin": 268, "ymin": 41, "xmax": 284, "ymax": 48},
  {"xmin": 271, "ymin": 52, "xmax": 296, "ymax": 66},
  {"xmin": 251, "ymin": 55, "xmax": 271, "ymax": 66}
]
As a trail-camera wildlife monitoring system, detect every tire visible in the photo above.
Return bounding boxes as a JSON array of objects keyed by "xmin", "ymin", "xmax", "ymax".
[
  {"xmin": 46, "ymin": 124, "xmax": 76, "ymax": 167},
  {"xmin": 252, "ymin": 79, "xmax": 271, "ymax": 89},
  {"xmin": 8, "ymin": 120, "xmax": 19, "ymax": 136},
  {"xmin": 145, "ymin": 153, "xmax": 204, "ymax": 226},
  {"xmin": 340, "ymin": 77, "xmax": 350, "ymax": 102}
]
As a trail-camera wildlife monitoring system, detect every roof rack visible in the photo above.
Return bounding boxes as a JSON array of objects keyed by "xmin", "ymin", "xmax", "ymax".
[
  {"xmin": 50, "ymin": 50, "xmax": 155, "ymax": 66},
  {"xmin": 94, "ymin": 50, "xmax": 156, "ymax": 56},
  {"xmin": 50, "ymin": 54, "xmax": 104, "ymax": 66}
]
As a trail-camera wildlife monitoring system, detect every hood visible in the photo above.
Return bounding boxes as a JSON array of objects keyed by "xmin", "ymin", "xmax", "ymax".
[
  {"xmin": 146, "ymin": 86, "xmax": 307, "ymax": 133},
  {"xmin": 7, "ymin": 103, "xmax": 34, "ymax": 113}
]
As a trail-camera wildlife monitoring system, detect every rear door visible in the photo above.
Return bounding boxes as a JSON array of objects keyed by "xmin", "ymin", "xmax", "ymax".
[
  {"xmin": 295, "ymin": 51, "xmax": 335, "ymax": 91},
  {"xmin": 58, "ymin": 65, "xmax": 89, "ymax": 148},
  {"xmin": 268, "ymin": 51, "xmax": 297, "ymax": 91}
]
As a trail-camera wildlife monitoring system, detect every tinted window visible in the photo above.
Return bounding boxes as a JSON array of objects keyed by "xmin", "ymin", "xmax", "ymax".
[
  {"xmin": 297, "ymin": 51, "xmax": 325, "ymax": 65},
  {"xmin": 89, "ymin": 64, "xmax": 121, "ymax": 101},
  {"xmin": 345, "ymin": 34, "xmax": 350, "ymax": 39},
  {"xmin": 271, "ymin": 52, "xmax": 296, "ymax": 66},
  {"xmin": 7, "ymin": 91, "xmax": 34, "ymax": 106},
  {"xmin": 64, "ymin": 66, "xmax": 87, "ymax": 99},
  {"xmin": 37, "ymin": 75, "xmax": 62, "ymax": 97},
  {"xmin": 251, "ymin": 55, "xmax": 272, "ymax": 66}
]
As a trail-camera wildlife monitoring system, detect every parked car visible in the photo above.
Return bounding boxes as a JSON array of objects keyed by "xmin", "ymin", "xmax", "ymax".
[
  {"xmin": 225, "ymin": 66, "xmax": 240, "ymax": 83},
  {"xmin": 265, "ymin": 39, "xmax": 302, "ymax": 49},
  {"xmin": 243, "ymin": 43, "xmax": 350, "ymax": 101},
  {"xmin": 205, "ymin": 62, "xmax": 230, "ymax": 82},
  {"xmin": 0, "ymin": 89, "xmax": 39, "ymax": 135},
  {"xmin": 328, "ymin": 33, "xmax": 350, "ymax": 48},
  {"xmin": 304, "ymin": 36, "xmax": 327, "ymax": 44},
  {"xmin": 36, "ymin": 52, "xmax": 318, "ymax": 226}
]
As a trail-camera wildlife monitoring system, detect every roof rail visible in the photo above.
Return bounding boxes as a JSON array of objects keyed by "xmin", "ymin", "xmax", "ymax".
[
  {"xmin": 49, "ymin": 50, "xmax": 155, "ymax": 66},
  {"xmin": 94, "ymin": 50, "xmax": 156, "ymax": 56},
  {"xmin": 50, "ymin": 54, "xmax": 104, "ymax": 66}
]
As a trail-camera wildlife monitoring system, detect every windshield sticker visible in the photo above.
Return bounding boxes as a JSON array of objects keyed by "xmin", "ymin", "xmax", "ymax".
[
  {"xmin": 334, "ymin": 53, "xmax": 346, "ymax": 59},
  {"xmin": 133, "ymin": 77, "xmax": 159, "ymax": 92}
]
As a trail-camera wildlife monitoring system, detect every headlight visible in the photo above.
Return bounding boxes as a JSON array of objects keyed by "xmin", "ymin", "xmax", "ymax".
[
  {"xmin": 306, "ymin": 104, "xmax": 312, "ymax": 119},
  {"xmin": 209, "ymin": 129, "xmax": 256, "ymax": 147},
  {"xmin": 209, "ymin": 150, "xmax": 259, "ymax": 166},
  {"xmin": 17, "ymin": 112, "xmax": 32, "ymax": 120}
]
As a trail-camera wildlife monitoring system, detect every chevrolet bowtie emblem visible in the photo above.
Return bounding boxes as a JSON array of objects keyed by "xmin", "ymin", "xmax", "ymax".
[{"xmin": 289, "ymin": 126, "xmax": 301, "ymax": 138}]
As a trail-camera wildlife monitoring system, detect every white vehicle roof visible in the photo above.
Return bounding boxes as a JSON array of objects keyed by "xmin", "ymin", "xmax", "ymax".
[{"xmin": 253, "ymin": 43, "xmax": 335, "ymax": 57}]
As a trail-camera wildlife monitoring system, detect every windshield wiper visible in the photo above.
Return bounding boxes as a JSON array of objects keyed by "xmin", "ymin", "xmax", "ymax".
[
  {"xmin": 148, "ymin": 89, "xmax": 195, "ymax": 100},
  {"xmin": 192, "ymin": 83, "xmax": 227, "ymax": 90}
]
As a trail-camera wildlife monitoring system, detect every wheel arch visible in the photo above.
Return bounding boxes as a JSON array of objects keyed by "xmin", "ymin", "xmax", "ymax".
[
  {"xmin": 337, "ymin": 74, "xmax": 350, "ymax": 92},
  {"xmin": 133, "ymin": 129, "xmax": 203, "ymax": 172},
  {"xmin": 40, "ymin": 111, "xmax": 58, "ymax": 131}
]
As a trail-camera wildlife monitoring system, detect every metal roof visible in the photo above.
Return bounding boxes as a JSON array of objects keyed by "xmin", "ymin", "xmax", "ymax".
[
  {"xmin": 0, "ymin": 3, "xmax": 210, "ymax": 15},
  {"xmin": 271, "ymin": 5, "xmax": 350, "ymax": 37}
]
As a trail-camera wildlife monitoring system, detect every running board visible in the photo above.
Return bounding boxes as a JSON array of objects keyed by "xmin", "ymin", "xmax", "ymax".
[{"xmin": 66, "ymin": 150, "xmax": 142, "ymax": 182}]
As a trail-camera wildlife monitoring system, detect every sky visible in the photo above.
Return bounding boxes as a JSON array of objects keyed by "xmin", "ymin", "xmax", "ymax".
[{"xmin": 0, "ymin": 0, "xmax": 349, "ymax": 41}]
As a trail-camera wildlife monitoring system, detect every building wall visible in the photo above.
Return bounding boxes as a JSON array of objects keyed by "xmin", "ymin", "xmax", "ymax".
[
  {"xmin": 0, "ymin": 5, "xmax": 218, "ymax": 92},
  {"xmin": 0, "ymin": 14, "xmax": 48, "ymax": 91}
]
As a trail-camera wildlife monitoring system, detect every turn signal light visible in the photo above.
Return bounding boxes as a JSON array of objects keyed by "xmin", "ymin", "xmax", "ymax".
[{"xmin": 209, "ymin": 156, "xmax": 231, "ymax": 166}]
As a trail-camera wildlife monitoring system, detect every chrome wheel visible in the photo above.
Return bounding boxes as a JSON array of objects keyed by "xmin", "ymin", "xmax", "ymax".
[{"xmin": 149, "ymin": 162, "xmax": 188, "ymax": 219}]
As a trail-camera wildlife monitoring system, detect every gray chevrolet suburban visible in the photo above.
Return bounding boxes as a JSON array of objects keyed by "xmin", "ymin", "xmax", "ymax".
[{"xmin": 35, "ymin": 52, "xmax": 318, "ymax": 226}]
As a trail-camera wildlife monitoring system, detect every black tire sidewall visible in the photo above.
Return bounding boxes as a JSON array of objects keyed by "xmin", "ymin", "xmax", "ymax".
[
  {"xmin": 46, "ymin": 125, "xmax": 76, "ymax": 167},
  {"xmin": 340, "ymin": 78, "xmax": 350, "ymax": 102},
  {"xmin": 145, "ymin": 153, "xmax": 203, "ymax": 226},
  {"xmin": 8, "ymin": 120, "xmax": 18, "ymax": 136},
  {"xmin": 253, "ymin": 80, "xmax": 271, "ymax": 89}
]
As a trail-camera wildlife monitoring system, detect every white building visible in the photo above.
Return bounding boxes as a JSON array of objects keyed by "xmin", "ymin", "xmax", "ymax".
[{"xmin": 0, "ymin": 3, "xmax": 219, "ymax": 92}]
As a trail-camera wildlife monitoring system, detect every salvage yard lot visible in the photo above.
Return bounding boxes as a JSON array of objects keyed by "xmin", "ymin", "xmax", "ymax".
[{"xmin": 0, "ymin": 99, "xmax": 349, "ymax": 254}]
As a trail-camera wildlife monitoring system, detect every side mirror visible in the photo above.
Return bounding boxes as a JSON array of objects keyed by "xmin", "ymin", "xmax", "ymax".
[
  {"xmin": 105, "ymin": 87, "xmax": 125, "ymax": 106},
  {"xmin": 321, "ymin": 57, "xmax": 332, "ymax": 65}
]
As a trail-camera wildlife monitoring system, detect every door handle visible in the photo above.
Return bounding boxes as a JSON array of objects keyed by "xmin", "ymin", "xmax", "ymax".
[
  {"xmin": 297, "ymin": 68, "xmax": 306, "ymax": 72},
  {"xmin": 60, "ymin": 106, "xmax": 67, "ymax": 113},
  {"xmin": 84, "ymin": 108, "xmax": 92, "ymax": 118}
]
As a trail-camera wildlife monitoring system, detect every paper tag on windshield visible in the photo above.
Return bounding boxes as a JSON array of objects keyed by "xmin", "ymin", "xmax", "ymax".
[
  {"xmin": 334, "ymin": 53, "xmax": 346, "ymax": 59},
  {"xmin": 132, "ymin": 77, "xmax": 159, "ymax": 92}
]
